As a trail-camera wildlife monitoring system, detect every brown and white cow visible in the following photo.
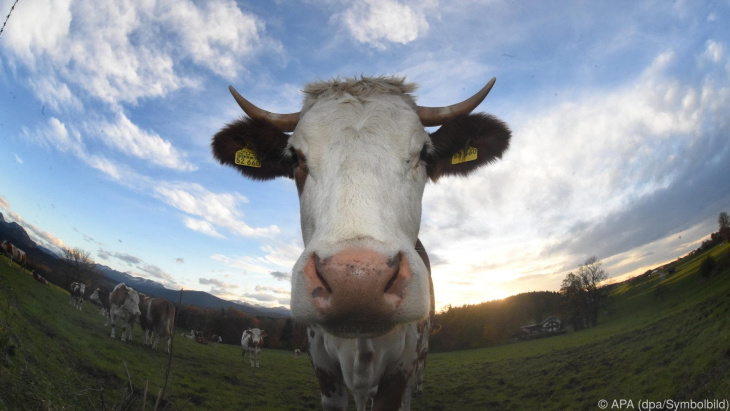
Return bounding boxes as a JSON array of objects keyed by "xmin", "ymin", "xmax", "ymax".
[
  {"xmin": 109, "ymin": 282, "xmax": 141, "ymax": 342},
  {"xmin": 1, "ymin": 240, "xmax": 26, "ymax": 269},
  {"xmin": 69, "ymin": 282, "xmax": 86, "ymax": 311},
  {"xmin": 241, "ymin": 328, "xmax": 267, "ymax": 368},
  {"xmin": 32, "ymin": 270, "xmax": 49, "ymax": 285},
  {"xmin": 140, "ymin": 297, "xmax": 176, "ymax": 353},
  {"xmin": 211, "ymin": 76, "xmax": 510, "ymax": 409}
]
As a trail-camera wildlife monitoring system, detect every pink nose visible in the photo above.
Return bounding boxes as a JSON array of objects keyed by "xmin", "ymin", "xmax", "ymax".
[{"xmin": 303, "ymin": 248, "xmax": 411, "ymax": 334}]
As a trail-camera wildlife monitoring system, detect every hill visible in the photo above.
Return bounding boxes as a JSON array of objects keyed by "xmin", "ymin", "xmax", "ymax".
[{"xmin": 1, "ymin": 236, "xmax": 727, "ymax": 409}]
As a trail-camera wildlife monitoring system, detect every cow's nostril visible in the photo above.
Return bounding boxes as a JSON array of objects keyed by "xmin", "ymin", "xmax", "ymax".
[
  {"xmin": 383, "ymin": 269, "xmax": 399, "ymax": 294},
  {"xmin": 313, "ymin": 254, "xmax": 332, "ymax": 295}
]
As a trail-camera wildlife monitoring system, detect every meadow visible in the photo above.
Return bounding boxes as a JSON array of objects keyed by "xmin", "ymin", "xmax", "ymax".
[{"xmin": 1, "ymin": 243, "xmax": 728, "ymax": 410}]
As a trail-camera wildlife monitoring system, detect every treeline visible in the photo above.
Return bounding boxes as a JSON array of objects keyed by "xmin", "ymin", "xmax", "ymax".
[
  {"xmin": 175, "ymin": 305, "xmax": 308, "ymax": 350},
  {"xmin": 429, "ymin": 291, "xmax": 562, "ymax": 352}
]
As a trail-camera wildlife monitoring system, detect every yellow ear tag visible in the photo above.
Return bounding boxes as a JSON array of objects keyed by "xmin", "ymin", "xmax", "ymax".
[
  {"xmin": 451, "ymin": 146, "xmax": 478, "ymax": 165},
  {"xmin": 235, "ymin": 147, "xmax": 262, "ymax": 168}
]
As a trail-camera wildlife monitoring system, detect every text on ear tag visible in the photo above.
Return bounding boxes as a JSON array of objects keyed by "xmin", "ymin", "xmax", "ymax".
[
  {"xmin": 235, "ymin": 147, "xmax": 262, "ymax": 168},
  {"xmin": 451, "ymin": 146, "xmax": 478, "ymax": 165}
]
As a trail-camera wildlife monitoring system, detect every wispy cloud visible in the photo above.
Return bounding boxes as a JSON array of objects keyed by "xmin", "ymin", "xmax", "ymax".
[{"xmin": 336, "ymin": 0, "xmax": 435, "ymax": 49}]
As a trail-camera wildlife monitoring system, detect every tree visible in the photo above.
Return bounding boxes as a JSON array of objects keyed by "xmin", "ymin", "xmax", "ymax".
[
  {"xmin": 577, "ymin": 256, "xmax": 608, "ymax": 328},
  {"xmin": 719, "ymin": 212, "xmax": 730, "ymax": 244},
  {"xmin": 560, "ymin": 257, "xmax": 609, "ymax": 330},
  {"xmin": 60, "ymin": 247, "xmax": 101, "ymax": 288}
]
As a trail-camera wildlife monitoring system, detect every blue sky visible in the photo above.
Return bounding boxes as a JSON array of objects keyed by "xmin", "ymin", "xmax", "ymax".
[{"xmin": 1, "ymin": 0, "xmax": 728, "ymax": 311}]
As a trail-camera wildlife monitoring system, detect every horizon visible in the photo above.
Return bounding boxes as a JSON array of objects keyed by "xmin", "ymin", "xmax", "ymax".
[{"xmin": 1, "ymin": 1, "xmax": 729, "ymax": 312}]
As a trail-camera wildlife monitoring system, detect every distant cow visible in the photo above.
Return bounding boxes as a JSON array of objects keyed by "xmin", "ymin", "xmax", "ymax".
[
  {"xmin": 210, "ymin": 334, "xmax": 223, "ymax": 346},
  {"xmin": 181, "ymin": 330, "xmax": 198, "ymax": 339},
  {"xmin": 69, "ymin": 282, "xmax": 86, "ymax": 310},
  {"xmin": 294, "ymin": 348, "xmax": 302, "ymax": 357},
  {"xmin": 32, "ymin": 271, "xmax": 48, "ymax": 285},
  {"xmin": 140, "ymin": 297, "xmax": 176, "ymax": 353},
  {"xmin": 89, "ymin": 287, "xmax": 112, "ymax": 325},
  {"xmin": 1, "ymin": 240, "xmax": 26, "ymax": 269},
  {"xmin": 109, "ymin": 283, "xmax": 141, "ymax": 342},
  {"xmin": 241, "ymin": 328, "xmax": 267, "ymax": 368}
]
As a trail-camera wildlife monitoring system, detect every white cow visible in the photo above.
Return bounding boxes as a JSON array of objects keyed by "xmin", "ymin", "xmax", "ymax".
[
  {"xmin": 109, "ymin": 283, "xmax": 141, "ymax": 342},
  {"xmin": 241, "ymin": 328, "xmax": 267, "ymax": 368},
  {"xmin": 211, "ymin": 75, "xmax": 510, "ymax": 409}
]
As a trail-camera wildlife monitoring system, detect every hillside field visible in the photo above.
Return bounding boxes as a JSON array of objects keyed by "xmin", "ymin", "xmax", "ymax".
[{"xmin": 1, "ymin": 243, "xmax": 729, "ymax": 410}]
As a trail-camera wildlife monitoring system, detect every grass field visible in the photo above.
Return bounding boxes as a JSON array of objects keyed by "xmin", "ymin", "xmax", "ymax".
[{"xmin": 1, "ymin": 243, "xmax": 729, "ymax": 410}]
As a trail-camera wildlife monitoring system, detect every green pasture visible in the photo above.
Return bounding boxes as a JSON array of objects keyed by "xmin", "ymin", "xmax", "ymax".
[{"xmin": 1, "ymin": 243, "xmax": 728, "ymax": 410}]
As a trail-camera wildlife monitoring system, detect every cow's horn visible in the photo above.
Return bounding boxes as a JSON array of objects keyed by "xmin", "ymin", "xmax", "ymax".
[
  {"xmin": 229, "ymin": 86, "xmax": 300, "ymax": 132},
  {"xmin": 416, "ymin": 77, "xmax": 496, "ymax": 127}
]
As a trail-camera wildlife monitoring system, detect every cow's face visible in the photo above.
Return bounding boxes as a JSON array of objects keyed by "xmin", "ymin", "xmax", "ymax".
[
  {"xmin": 212, "ymin": 77, "xmax": 510, "ymax": 338},
  {"xmin": 124, "ymin": 289, "xmax": 141, "ymax": 316},
  {"xmin": 90, "ymin": 288, "xmax": 101, "ymax": 304},
  {"xmin": 244, "ymin": 328, "xmax": 267, "ymax": 347}
]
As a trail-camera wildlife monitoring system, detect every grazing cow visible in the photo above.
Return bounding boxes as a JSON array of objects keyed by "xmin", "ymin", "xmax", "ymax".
[
  {"xmin": 89, "ymin": 287, "xmax": 112, "ymax": 325},
  {"xmin": 210, "ymin": 334, "xmax": 223, "ymax": 346},
  {"xmin": 1, "ymin": 240, "xmax": 26, "ymax": 269},
  {"xmin": 109, "ymin": 283, "xmax": 141, "ymax": 342},
  {"xmin": 70, "ymin": 282, "xmax": 86, "ymax": 310},
  {"xmin": 241, "ymin": 328, "xmax": 267, "ymax": 368},
  {"xmin": 211, "ymin": 76, "xmax": 510, "ymax": 409},
  {"xmin": 32, "ymin": 271, "xmax": 48, "ymax": 285},
  {"xmin": 140, "ymin": 297, "xmax": 176, "ymax": 353}
]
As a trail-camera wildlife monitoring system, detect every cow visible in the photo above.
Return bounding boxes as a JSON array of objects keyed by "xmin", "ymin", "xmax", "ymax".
[
  {"xmin": 181, "ymin": 330, "xmax": 198, "ymax": 339},
  {"xmin": 89, "ymin": 287, "xmax": 112, "ymax": 325},
  {"xmin": 1, "ymin": 240, "xmax": 26, "ymax": 269},
  {"xmin": 109, "ymin": 282, "xmax": 141, "ymax": 342},
  {"xmin": 32, "ymin": 270, "xmax": 48, "ymax": 285},
  {"xmin": 137, "ymin": 294, "xmax": 152, "ymax": 345},
  {"xmin": 241, "ymin": 328, "xmax": 267, "ymax": 368},
  {"xmin": 210, "ymin": 334, "xmax": 223, "ymax": 346},
  {"xmin": 70, "ymin": 282, "xmax": 86, "ymax": 311},
  {"xmin": 140, "ymin": 297, "xmax": 176, "ymax": 353},
  {"xmin": 294, "ymin": 348, "xmax": 302, "ymax": 357},
  {"xmin": 211, "ymin": 75, "xmax": 510, "ymax": 410}
]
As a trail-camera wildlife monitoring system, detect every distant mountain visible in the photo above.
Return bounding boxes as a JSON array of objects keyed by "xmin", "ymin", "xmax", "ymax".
[
  {"xmin": 0, "ymin": 212, "xmax": 289, "ymax": 318},
  {"xmin": 95, "ymin": 264, "xmax": 290, "ymax": 318}
]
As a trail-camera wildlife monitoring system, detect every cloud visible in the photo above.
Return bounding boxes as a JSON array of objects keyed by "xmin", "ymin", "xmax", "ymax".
[
  {"xmin": 86, "ymin": 111, "xmax": 197, "ymax": 171},
  {"xmin": 337, "ymin": 0, "xmax": 433, "ymax": 49},
  {"xmin": 139, "ymin": 263, "xmax": 176, "ymax": 283},
  {"xmin": 420, "ymin": 45, "xmax": 730, "ymax": 306},
  {"xmin": 114, "ymin": 252, "xmax": 142, "ymax": 266},
  {"xmin": 199, "ymin": 277, "xmax": 240, "ymax": 299},
  {"xmin": 1, "ymin": 0, "xmax": 274, "ymax": 110},
  {"xmin": 154, "ymin": 182, "xmax": 280, "ymax": 238},
  {"xmin": 176, "ymin": 258, "xmax": 184, "ymax": 264},
  {"xmin": 0, "ymin": 206, "xmax": 67, "ymax": 252},
  {"xmin": 14, "ymin": 154, "xmax": 23, "ymax": 164},
  {"xmin": 270, "ymin": 271, "xmax": 291, "ymax": 282},
  {"xmin": 98, "ymin": 249, "xmax": 113, "ymax": 261}
]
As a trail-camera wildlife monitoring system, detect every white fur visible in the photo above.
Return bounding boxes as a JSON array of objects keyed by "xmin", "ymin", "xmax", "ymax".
[{"xmin": 289, "ymin": 91, "xmax": 431, "ymax": 326}]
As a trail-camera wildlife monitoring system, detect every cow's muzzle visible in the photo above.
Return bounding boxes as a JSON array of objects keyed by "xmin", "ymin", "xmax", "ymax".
[{"xmin": 303, "ymin": 248, "xmax": 411, "ymax": 338}]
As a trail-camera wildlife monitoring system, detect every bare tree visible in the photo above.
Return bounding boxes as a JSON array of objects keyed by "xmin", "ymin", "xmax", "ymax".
[
  {"xmin": 578, "ymin": 256, "xmax": 608, "ymax": 327},
  {"xmin": 61, "ymin": 247, "xmax": 101, "ymax": 288},
  {"xmin": 719, "ymin": 212, "xmax": 730, "ymax": 244},
  {"xmin": 560, "ymin": 256, "xmax": 609, "ymax": 330}
]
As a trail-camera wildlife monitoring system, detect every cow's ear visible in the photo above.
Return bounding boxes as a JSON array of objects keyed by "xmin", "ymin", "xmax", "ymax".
[
  {"xmin": 426, "ymin": 114, "xmax": 510, "ymax": 182},
  {"xmin": 211, "ymin": 118, "xmax": 295, "ymax": 180},
  {"xmin": 261, "ymin": 331, "xmax": 267, "ymax": 337}
]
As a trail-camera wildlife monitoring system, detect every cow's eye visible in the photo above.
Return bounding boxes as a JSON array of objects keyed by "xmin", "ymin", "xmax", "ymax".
[
  {"xmin": 289, "ymin": 147, "xmax": 307, "ymax": 171},
  {"xmin": 419, "ymin": 145, "xmax": 430, "ymax": 163}
]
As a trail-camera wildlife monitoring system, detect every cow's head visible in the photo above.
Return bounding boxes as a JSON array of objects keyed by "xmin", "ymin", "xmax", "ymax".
[
  {"xmin": 244, "ymin": 328, "xmax": 267, "ymax": 347},
  {"xmin": 212, "ymin": 76, "xmax": 510, "ymax": 338},
  {"xmin": 112, "ymin": 283, "xmax": 141, "ymax": 316}
]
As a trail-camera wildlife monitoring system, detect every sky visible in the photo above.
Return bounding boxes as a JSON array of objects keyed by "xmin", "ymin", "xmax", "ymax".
[{"xmin": 1, "ymin": 0, "xmax": 729, "ymax": 312}]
